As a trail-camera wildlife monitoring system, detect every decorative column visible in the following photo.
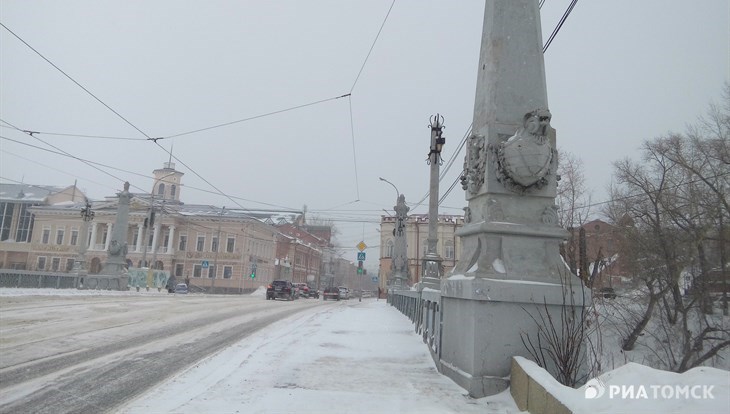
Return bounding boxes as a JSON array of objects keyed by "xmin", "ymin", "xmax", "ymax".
[
  {"xmin": 101, "ymin": 182, "xmax": 132, "ymax": 277},
  {"xmin": 391, "ymin": 194, "xmax": 410, "ymax": 289},
  {"xmin": 166, "ymin": 225, "xmax": 175, "ymax": 254},
  {"xmin": 89, "ymin": 222, "xmax": 98, "ymax": 251},
  {"xmin": 438, "ymin": 0, "xmax": 588, "ymax": 397},
  {"xmin": 104, "ymin": 223, "xmax": 113, "ymax": 251},
  {"xmin": 151, "ymin": 222, "xmax": 160, "ymax": 257}
]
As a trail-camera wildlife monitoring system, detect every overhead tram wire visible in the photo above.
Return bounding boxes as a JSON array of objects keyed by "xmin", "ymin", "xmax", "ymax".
[
  {"xmin": 158, "ymin": 94, "xmax": 351, "ymax": 140},
  {"xmin": 349, "ymin": 0, "xmax": 396, "ymax": 94},
  {"xmin": 1, "ymin": 23, "xmax": 301, "ymax": 220},
  {"xmin": 0, "ymin": 149, "xmax": 111, "ymax": 190},
  {"xmin": 0, "ymin": 125, "xmax": 144, "ymax": 141},
  {"xmin": 0, "ymin": 123, "xmax": 148, "ymax": 193},
  {"xmin": 543, "ymin": 0, "xmax": 578, "ymax": 53},
  {"xmin": 0, "ymin": 22, "xmax": 155, "ymax": 141}
]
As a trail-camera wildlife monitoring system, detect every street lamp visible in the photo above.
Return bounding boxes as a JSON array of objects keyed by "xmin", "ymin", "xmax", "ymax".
[
  {"xmin": 378, "ymin": 177, "xmax": 400, "ymax": 199},
  {"xmin": 422, "ymin": 113, "xmax": 446, "ymax": 290},
  {"xmin": 72, "ymin": 201, "xmax": 95, "ymax": 277}
]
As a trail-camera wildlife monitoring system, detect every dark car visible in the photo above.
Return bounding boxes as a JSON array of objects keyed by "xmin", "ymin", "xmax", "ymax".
[
  {"xmin": 267, "ymin": 280, "xmax": 296, "ymax": 301},
  {"xmin": 323, "ymin": 286, "xmax": 340, "ymax": 301},
  {"xmin": 309, "ymin": 286, "xmax": 319, "ymax": 299}
]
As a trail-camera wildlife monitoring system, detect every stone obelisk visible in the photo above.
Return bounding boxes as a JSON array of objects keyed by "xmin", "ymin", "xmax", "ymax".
[{"xmin": 438, "ymin": 0, "xmax": 587, "ymax": 397}]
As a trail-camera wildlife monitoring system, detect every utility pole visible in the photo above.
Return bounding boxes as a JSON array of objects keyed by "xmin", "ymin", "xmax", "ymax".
[{"xmin": 422, "ymin": 114, "xmax": 445, "ymax": 290}]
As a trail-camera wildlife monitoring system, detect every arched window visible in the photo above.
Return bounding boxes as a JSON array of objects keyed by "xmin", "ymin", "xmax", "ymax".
[
  {"xmin": 171, "ymin": 184, "xmax": 176, "ymax": 197},
  {"xmin": 157, "ymin": 183, "xmax": 165, "ymax": 196},
  {"xmin": 386, "ymin": 239, "xmax": 394, "ymax": 257}
]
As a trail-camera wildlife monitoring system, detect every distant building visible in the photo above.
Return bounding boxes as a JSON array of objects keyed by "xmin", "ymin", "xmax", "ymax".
[
  {"xmin": 0, "ymin": 182, "xmax": 88, "ymax": 270},
  {"xmin": 564, "ymin": 219, "xmax": 631, "ymax": 289},
  {"xmin": 0, "ymin": 163, "xmax": 342, "ymax": 294},
  {"xmin": 379, "ymin": 214, "xmax": 464, "ymax": 289}
]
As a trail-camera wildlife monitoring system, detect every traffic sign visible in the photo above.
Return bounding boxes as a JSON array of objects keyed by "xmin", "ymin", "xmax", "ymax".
[
  {"xmin": 202, "ymin": 260, "xmax": 209, "ymax": 269},
  {"xmin": 371, "ymin": 276, "xmax": 378, "ymax": 283},
  {"xmin": 357, "ymin": 252, "xmax": 366, "ymax": 261},
  {"xmin": 356, "ymin": 241, "xmax": 367, "ymax": 251}
]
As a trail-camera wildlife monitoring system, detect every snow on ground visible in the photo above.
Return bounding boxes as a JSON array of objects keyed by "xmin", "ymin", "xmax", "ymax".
[
  {"xmin": 3, "ymin": 288, "xmax": 728, "ymax": 413},
  {"xmin": 118, "ymin": 297, "xmax": 520, "ymax": 414}
]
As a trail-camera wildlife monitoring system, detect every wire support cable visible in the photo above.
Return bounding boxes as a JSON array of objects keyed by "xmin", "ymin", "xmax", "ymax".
[
  {"xmin": 543, "ymin": 0, "xmax": 578, "ymax": 53},
  {"xmin": 349, "ymin": 0, "xmax": 397, "ymax": 94}
]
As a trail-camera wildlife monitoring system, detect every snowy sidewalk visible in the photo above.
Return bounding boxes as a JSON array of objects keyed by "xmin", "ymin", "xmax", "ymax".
[{"xmin": 118, "ymin": 298, "xmax": 520, "ymax": 414}]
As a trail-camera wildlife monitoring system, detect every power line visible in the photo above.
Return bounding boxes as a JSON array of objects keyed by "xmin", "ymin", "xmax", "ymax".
[
  {"xmin": 0, "ymin": 22, "xmax": 153, "ymax": 140},
  {"xmin": 543, "ymin": 0, "xmax": 578, "ymax": 53},
  {"xmin": 349, "ymin": 0, "xmax": 397, "ymax": 94},
  {"xmin": 0, "ymin": 124, "xmax": 144, "ymax": 141},
  {"xmin": 0, "ymin": 149, "xmax": 111, "ymax": 190},
  {"xmin": 347, "ymin": 96, "xmax": 361, "ymax": 200},
  {"xmin": 160, "ymin": 94, "xmax": 351, "ymax": 140}
]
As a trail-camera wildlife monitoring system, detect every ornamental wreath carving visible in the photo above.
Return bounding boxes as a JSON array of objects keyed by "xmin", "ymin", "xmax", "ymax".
[
  {"xmin": 460, "ymin": 134, "xmax": 486, "ymax": 195},
  {"xmin": 490, "ymin": 108, "xmax": 555, "ymax": 194}
]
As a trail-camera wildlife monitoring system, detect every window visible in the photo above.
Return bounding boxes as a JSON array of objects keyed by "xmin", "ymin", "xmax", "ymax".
[
  {"xmin": 223, "ymin": 266, "xmax": 232, "ymax": 279},
  {"xmin": 157, "ymin": 183, "xmax": 165, "ymax": 196},
  {"xmin": 132, "ymin": 230, "xmax": 138, "ymax": 247},
  {"xmin": 42, "ymin": 228, "xmax": 51, "ymax": 244},
  {"xmin": 51, "ymin": 257, "xmax": 60, "ymax": 271},
  {"xmin": 179, "ymin": 235, "xmax": 187, "ymax": 251},
  {"xmin": 102, "ymin": 229, "xmax": 108, "ymax": 245},
  {"xmin": 15, "ymin": 204, "xmax": 34, "ymax": 242},
  {"xmin": 386, "ymin": 240, "xmax": 394, "ymax": 257},
  {"xmin": 56, "ymin": 229, "xmax": 65, "ymax": 245},
  {"xmin": 226, "ymin": 237, "xmax": 235, "ymax": 253},
  {"xmin": 37, "ymin": 256, "xmax": 47, "ymax": 270},
  {"xmin": 445, "ymin": 241, "xmax": 455, "ymax": 259},
  {"xmin": 196, "ymin": 236, "xmax": 205, "ymax": 252},
  {"xmin": 66, "ymin": 258, "xmax": 74, "ymax": 271},
  {"xmin": 208, "ymin": 265, "xmax": 216, "ymax": 278},
  {"xmin": 70, "ymin": 229, "xmax": 79, "ymax": 246},
  {"xmin": 211, "ymin": 237, "xmax": 218, "ymax": 252},
  {"xmin": 193, "ymin": 264, "xmax": 202, "ymax": 278},
  {"xmin": 171, "ymin": 185, "xmax": 176, "ymax": 197},
  {"xmin": 175, "ymin": 264, "xmax": 184, "ymax": 277},
  {"xmin": 0, "ymin": 202, "xmax": 14, "ymax": 241}
]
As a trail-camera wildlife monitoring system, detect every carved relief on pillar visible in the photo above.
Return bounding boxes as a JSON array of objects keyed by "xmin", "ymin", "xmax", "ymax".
[
  {"xmin": 541, "ymin": 205, "xmax": 559, "ymax": 226},
  {"xmin": 489, "ymin": 109, "xmax": 556, "ymax": 194},
  {"xmin": 460, "ymin": 134, "xmax": 486, "ymax": 196}
]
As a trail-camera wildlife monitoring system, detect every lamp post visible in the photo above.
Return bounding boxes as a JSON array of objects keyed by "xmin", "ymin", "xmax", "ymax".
[
  {"xmin": 72, "ymin": 201, "xmax": 95, "ymax": 278},
  {"xmin": 422, "ymin": 114, "xmax": 445, "ymax": 290},
  {"xmin": 379, "ymin": 177, "xmax": 409, "ymax": 290}
]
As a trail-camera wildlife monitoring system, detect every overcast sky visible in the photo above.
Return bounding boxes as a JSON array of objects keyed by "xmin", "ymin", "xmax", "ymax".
[{"xmin": 1, "ymin": 0, "xmax": 728, "ymax": 270}]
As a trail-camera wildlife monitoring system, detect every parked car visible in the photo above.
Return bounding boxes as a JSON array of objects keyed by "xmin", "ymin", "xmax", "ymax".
[
  {"xmin": 309, "ymin": 286, "xmax": 319, "ymax": 299},
  {"xmin": 267, "ymin": 280, "xmax": 296, "ymax": 301},
  {"xmin": 338, "ymin": 286, "xmax": 350, "ymax": 300},
  {"xmin": 293, "ymin": 283, "xmax": 310, "ymax": 298},
  {"xmin": 323, "ymin": 286, "xmax": 340, "ymax": 301},
  {"xmin": 174, "ymin": 283, "xmax": 188, "ymax": 294}
]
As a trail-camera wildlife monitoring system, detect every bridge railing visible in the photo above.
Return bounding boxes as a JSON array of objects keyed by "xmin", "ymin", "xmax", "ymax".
[
  {"xmin": 0, "ymin": 269, "xmax": 80, "ymax": 289},
  {"xmin": 388, "ymin": 288, "xmax": 442, "ymax": 360}
]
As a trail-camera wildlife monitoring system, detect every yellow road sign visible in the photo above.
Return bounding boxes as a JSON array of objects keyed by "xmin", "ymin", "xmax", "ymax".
[{"xmin": 356, "ymin": 241, "xmax": 367, "ymax": 251}]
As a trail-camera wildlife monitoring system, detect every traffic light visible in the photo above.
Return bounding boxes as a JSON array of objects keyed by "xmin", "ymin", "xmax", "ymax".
[
  {"xmin": 357, "ymin": 260, "xmax": 363, "ymax": 275},
  {"xmin": 250, "ymin": 263, "xmax": 257, "ymax": 279}
]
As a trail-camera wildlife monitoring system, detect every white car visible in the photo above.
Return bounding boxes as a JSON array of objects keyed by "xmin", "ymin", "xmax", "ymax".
[{"xmin": 338, "ymin": 287, "xmax": 350, "ymax": 300}]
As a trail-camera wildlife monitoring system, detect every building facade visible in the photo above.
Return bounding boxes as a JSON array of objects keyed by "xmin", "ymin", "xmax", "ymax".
[{"xmin": 0, "ymin": 163, "xmax": 340, "ymax": 294}]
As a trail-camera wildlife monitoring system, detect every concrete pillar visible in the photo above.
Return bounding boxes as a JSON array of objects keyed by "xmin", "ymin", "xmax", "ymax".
[
  {"xmin": 104, "ymin": 223, "xmax": 113, "ymax": 251},
  {"xmin": 151, "ymin": 223, "xmax": 160, "ymax": 255},
  {"xmin": 167, "ymin": 225, "xmax": 175, "ymax": 254},
  {"xmin": 136, "ymin": 223, "xmax": 143, "ymax": 253},
  {"xmin": 89, "ymin": 222, "xmax": 98, "ymax": 250}
]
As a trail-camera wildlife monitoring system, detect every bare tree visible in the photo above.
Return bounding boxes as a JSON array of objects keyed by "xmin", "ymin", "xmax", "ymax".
[
  {"xmin": 557, "ymin": 151, "xmax": 593, "ymax": 282},
  {"xmin": 604, "ymin": 86, "xmax": 730, "ymax": 370}
]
